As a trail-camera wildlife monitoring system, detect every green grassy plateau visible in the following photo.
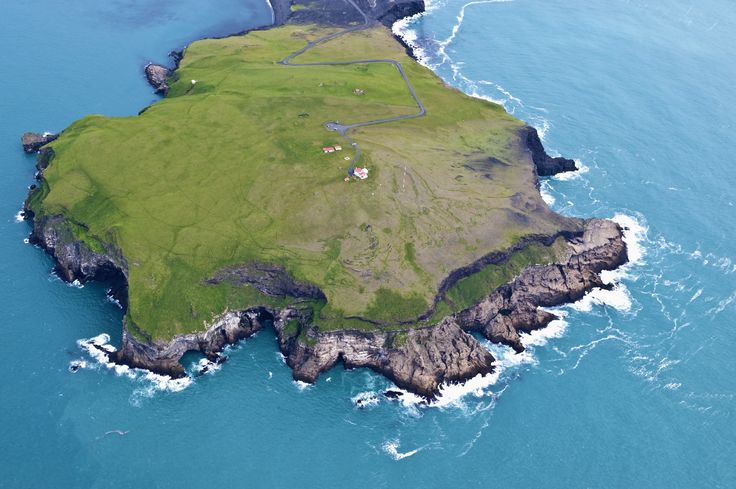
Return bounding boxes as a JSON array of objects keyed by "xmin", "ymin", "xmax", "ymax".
[{"xmin": 31, "ymin": 24, "xmax": 573, "ymax": 340}]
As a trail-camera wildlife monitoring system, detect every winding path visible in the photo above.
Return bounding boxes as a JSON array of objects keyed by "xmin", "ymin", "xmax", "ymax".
[{"xmin": 277, "ymin": 0, "xmax": 426, "ymax": 166}]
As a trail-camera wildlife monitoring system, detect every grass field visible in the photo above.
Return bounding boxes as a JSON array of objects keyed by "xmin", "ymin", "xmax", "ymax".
[{"xmin": 31, "ymin": 24, "xmax": 575, "ymax": 340}]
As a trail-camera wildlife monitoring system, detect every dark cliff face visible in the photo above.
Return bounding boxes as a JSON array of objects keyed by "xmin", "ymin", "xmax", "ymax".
[
  {"xmin": 287, "ymin": 0, "xmax": 424, "ymax": 26},
  {"xmin": 364, "ymin": 0, "xmax": 425, "ymax": 27},
  {"xmin": 26, "ymin": 214, "xmax": 130, "ymax": 307},
  {"xmin": 520, "ymin": 125, "xmax": 578, "ymax": 176}
]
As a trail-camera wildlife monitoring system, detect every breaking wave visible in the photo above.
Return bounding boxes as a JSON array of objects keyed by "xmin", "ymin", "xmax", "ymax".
[
  {"xmin": 382, "ymin": 439, "xmax": 423, "ymax": 460},
  {"xmin": 74, "ymin": 334, "xmax": 192, "ymax": 400}
]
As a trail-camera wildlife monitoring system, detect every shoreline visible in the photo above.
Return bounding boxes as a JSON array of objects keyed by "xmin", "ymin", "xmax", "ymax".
[{"xmin": 22, "ymin": 0, "xmax": 628, "ymax": 400}]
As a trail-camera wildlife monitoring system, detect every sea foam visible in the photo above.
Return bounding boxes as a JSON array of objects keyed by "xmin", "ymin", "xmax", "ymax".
[
  {"xmin": 382, "ymin": 440, "xmax": 422, "ymax": 460},
  {"xmin": 76, "ymin": 333, "xmax": 193, "ymax": 395},
  {"xmin": 561, "ymin": 213, "xmax": 647, "ymax": 314}
]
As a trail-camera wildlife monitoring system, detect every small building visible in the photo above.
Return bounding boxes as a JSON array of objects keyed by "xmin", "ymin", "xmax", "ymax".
[
  {"xmin": 334, "ymin": 145, "xmax": 343, "ymax": 151},
  {"xmin": 354, "ymin": 167, "xmax": 369, "ymax": 180},
  {"xmin": 322, "ymin": 147, "xmax": 335, "ymax": 153}
]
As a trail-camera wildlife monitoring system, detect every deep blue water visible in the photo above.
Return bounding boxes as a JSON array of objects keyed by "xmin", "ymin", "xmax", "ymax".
[{"xmin": 2, "ymin": 0, "xmax": 734, "ymax": 487}]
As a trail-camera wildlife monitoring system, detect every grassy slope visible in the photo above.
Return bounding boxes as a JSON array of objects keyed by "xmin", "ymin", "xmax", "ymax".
[{"xmin": 33, "ymin": 24, "xmax": 573, "ymax": 339}]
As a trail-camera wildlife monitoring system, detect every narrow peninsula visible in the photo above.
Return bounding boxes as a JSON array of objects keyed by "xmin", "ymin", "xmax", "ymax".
[{"xmin": 22, "ymin": 0, "xmax": 627, "ymax": 398}]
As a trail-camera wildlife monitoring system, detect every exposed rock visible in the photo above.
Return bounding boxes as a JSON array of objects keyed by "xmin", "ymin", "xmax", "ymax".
[
  {"xmin": 112, "ymin": 309, "xmax": 268, "ymax": 377},
  {"xmin": 456, "ymin": 219, "xmax": 628, "ymax": 351},
  {"xmin": 206, "ymin": 262, "xmax": 326, "ymax": 300},
  {"xmin": 35, "ymin": 147, "xmax": 55, "ymax": 173},
  {"xmin": 520, "ymin": 125, "xmax": 577, "ymax": 176},
  {"xmin": 269, "ymin": 0, "xmax": 292, "ymax": 26},
  {"xmin": 288, "ymin": 0, "xmax": 424, "ymax": 28},
  {"xmin": 144, "ymin": 63, "xmax": 171, "ymax": 95},
  {"xmin": 275, "ymin": 314, "xmax": 495, "ymax": 399},
  {"xmin": 369, "ymin": 0, "xmax": 425, "ymax": 27},
  {"xmin": 27, "ymin": 214, "xmax": 128, "ymax": 287},
  {"xmin": 21, "ymin": 132, "xmax": 57, "ymax": 153},
  {"xmin": 168, "ymin": 50, "xmax": 183, "ymax": 65}
]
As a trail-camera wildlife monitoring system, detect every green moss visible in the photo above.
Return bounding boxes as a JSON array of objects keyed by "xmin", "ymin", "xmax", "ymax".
[
  {"xmin": 26, "ymin": 179, "xmax": 50, "ymax": 213},
  {"xmin": 283, "ymin": 319, "xmax": 300, "ymax": 337},
  {"xmin": 391, "ymin": 331, "xmax": 409, "ymax": 348},
  {"xmin": 66, "ymin": 221, "xmax": 107, "ymax": 255}
]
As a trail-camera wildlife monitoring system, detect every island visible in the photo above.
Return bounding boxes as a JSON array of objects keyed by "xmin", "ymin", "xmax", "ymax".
[{"xmin": 21, "ymin": 0, "xmax": 627, "ymax": 398}]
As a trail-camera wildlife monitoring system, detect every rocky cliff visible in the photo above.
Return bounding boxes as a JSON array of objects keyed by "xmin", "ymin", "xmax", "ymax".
[
  {"xmin": 144, "ymin": 63, "xmax": 172, "ymax": 95},
  {"xmin": 456, "ymin": 219, "xmax": 627, "ymax": 351},
  {"xmin": 521, "ymin": 125, "xmax": 578, "ymax": 176},
  {"xmin": 21, "ymin": 132, "xmax": 57, "ymax": 153},
  {"xmin": 105, "ymin": 217, "xmax": 627, "ymax": 399},
  {"xmin": 112, "ymin": 309, "xmax": 268, "ymax": 377}
]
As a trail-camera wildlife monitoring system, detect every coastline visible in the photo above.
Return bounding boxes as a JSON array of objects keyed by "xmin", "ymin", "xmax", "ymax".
[{"xmin": 21, "ymin": 0, "xmax": 628, "ymax": 400}]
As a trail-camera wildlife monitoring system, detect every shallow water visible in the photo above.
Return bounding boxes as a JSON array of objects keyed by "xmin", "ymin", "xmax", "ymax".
[{"xmin": 2, "ymin": 0, "xmax": 735, "ymax": 487}]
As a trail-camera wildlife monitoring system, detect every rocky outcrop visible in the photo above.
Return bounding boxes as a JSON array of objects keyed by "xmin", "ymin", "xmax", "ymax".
[
  {"xmin": 144, "ymin": 63, "xmax": 171, "ymax": 95},
  {"xmin": 269, "ymin": 0, "xmax": 292, "ymax": 26},
  {"xmin": 520, "ymin": 125, "xmax": 577, "ymax": 176},
  {"xmin": 21, "ymin": 132, "xmax": 57, "ymax": 153},
  {"xmin": 34, "ymin": 147, "xmax": 55, "ymax": 173},
  {"xmin": 274, "ymin": 312, "xmax": 494, "ymax": 399},
  {"xmin": 456, "ymin": 219, "xmax": 627, "ymax": 351},
  {"xmin": 369, "ymin": 0, "xmax": 425, "ymax": 27},
  {"xmin": 112, "ymin": 309, "xmax": 268, "ymax": 377},
  {"xmin": 27, "ymin": 214, "xmax": 128, "ymax": 286},
  {"xmin": 288, "ymin": 0, "xmax": 424, "ymax": 27}
]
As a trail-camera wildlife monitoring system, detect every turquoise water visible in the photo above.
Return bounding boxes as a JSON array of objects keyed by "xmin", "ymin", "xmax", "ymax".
[{"xmin": 2, "ymin": 0, "xmax": 734, "ymax": 487}]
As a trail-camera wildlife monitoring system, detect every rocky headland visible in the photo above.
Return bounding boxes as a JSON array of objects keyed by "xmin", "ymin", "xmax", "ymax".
[
  {"xmin": 144, "ymin": 63, "xmax": 172, "ymax": 95},
  {"xmin": 21, "ymin": 132, "xmax": 57, "ymax": 153},
  {"xmin": 22, "ymin": 0, "xmax": 628, "ymax": 399}
]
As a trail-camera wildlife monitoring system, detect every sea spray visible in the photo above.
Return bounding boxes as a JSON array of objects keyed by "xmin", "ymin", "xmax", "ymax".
[
  {"xmin": 382, "ymin": 439, "xmax": 423, "ymax": 460},
  {"xmin": 76, "ymin": 333, "xmax": 193, "ymax": 395}
]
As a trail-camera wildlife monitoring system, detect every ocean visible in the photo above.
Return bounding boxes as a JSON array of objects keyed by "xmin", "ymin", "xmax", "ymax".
[{"xmin": 1, "ymin": 0, "xmax": 734, "ymax": 487}]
